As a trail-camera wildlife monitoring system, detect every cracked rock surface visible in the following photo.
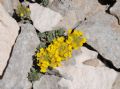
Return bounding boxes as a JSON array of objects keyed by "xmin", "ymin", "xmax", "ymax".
[
  {"xmin": 33, "ymin": 47, "xmax": 117, "ymax": 89},
  {"xmin": 50, "ymin": 0, "xmax": 120, "ymax": 68},
  {"xmin": 57, "ymin": 47, "xmax": 117, "ymax": 89},
  {"xmin": 0, "ymin": 0, "xmax": 120, "ymax": 89},
  {"xmin": 30, "ymin": 3, "xmax": 63, "ymax": 32},
  {"xmin": 0, "ymin": 3, "xmax": 19, "ymax": 76},
  {"xmin": 0, "ymin": 23, "xmax": 40, "ymax": 89},
  {"xmin": 110, "ymin": 0, "xmax": 120, "ymax": 24},
  {"xmin": 33, "ymin": 75, "xmax": 61, "ymax": 89},
  {"xmin": 0, "ymin": 0, "xmax": 19, "ymax": 15}
]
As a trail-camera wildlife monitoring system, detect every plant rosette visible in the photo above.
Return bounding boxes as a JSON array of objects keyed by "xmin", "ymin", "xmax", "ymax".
[
  {"xmin": 14, "ymin": 0, "xmax": 49, "ymax": 22},
  {"xmin": 15, "ymin": 1, "xmax": 31, "ymax": 20},
  {"xmin": 28, "ymin": 28, "xmax": 87, "ymax": 82}
]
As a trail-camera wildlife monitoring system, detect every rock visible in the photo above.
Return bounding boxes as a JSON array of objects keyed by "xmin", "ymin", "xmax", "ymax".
[
  {"xmin": 112, "ymin": 74, "xmax": 120, "ymax": 89},
  {"xmin": 51, "ymin": 0, "xmax": 120, "ymax": 68},
  {"xmin": 12, "ymin": 0, "xmax": 19, "ymax": 10},
  {"xmin": 1, "ymin": 0, "xmax": 19, "ymax": 15},
  {"xmin": 32, "ymin": 47, "xmax": 117, "ymax": 89},
  {"xmin": 78, "ymin": 11, "xmax": 120, "ymax": 68},
  {"xmin": 110, "ymin": 1, "xmax": 120, "ymax": 23},
  {"xmin": 1, "ymin": 0, "xmax": 13, "ymax": 15},
  {"xmin": 83, "ymin": 59, "xmax": 99, "ymax": 67},
  {"xmin": 0, "ymin": 3, "xmax": 19, "ymax": 76},
  {"xmin": 0, "ymin": 23, "xmax": 40, "ymax": 89},
  {"xmin": 33, "ymin": 75, "xmax": 61, "ymax": 89},
  {"xmin": 30, "ymin": 3, "xmax": 63, "ymax": 32},
  {"xmin": 50, "ymin": 0, "xmax": 106, "ymax": 28},
  {"xmin": 57, "ymin": 47, "xmax": 117, "ymax": 89}
]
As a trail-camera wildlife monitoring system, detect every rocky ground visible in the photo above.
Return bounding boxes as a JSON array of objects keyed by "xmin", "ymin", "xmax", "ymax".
[{"xmin": 0, "ymin": 0, "xmax": 120, "ymax": 89}]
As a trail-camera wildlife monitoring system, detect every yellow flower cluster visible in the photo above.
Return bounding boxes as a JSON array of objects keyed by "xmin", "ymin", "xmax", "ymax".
[
  {"xmin": 36, "ymin": 29, "xmax": 86, "ymax": 73},
  {"xmin": 16, "ymin": 2, "xmax": 30, "ymax": 18}
]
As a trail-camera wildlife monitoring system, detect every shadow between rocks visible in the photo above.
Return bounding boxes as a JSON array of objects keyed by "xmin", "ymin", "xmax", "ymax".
[
  {"xmin": 98, "ymin": 0, "xmax": 120, "ymax": 25},
  {"xmin": 83, "ymin": 43, "xmax": 120, "ymax": 72}
]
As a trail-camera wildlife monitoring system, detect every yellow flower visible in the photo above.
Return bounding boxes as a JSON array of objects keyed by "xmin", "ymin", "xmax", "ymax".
[
  {"xmin": 26, "ymin": 8, "xmax": 30, "ymax": 12},
  {"xmin": 81, "ymin": 37, "xmax": 87, "ymax": 43},
  {"xmin": 40, "ymin": 48, "xmax": 45, "ymax": 52},
  {"xmin": 50, "ymin": 63, "xmax": 57, "ymax": 68},
  {"xmin": 36, "ymin": 52, "xmax": 41, "ymax": 57},
  {"xmin": 40, "ymin": 68, "xmax": 47, "ymax": 73},
  {"xmin": 68, "ymin": 29, "xmax": 72, "ymax": 34},
  {"xmin": 57, "ymin": 37, "xmax": 64, "ymax": 42},
  {"xmin": 56, "ymin": 57, "xmax": 62, "ymax": 62},
  {"xmin": 68, "ymin": 45, "xmax": 72, "ymax": 50},
  {"xmin": 35, "ymin": 29, "xmax": 86, "ymax": 73},
  {"xmin": 20, "ymin": 13, "xmax": 24, "ymax": 17}
]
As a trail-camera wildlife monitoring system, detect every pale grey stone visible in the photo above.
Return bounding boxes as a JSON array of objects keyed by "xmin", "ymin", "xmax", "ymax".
[
  {"xmin": 0, "ymin": 23, "xmax": 40, "ymax": 89},
  {"xmin": 110, "ymin": 1, "xmax": 120, "ymax": 22},
  {"xmin": 50, "ymin": 0, "xmax": 105, "ymax": 22},
  {"xmin": 57, "ymin": 47, "xmax": 117, "ymax": 89},
  {"xmin": 1, "ymin": 0, "xmax": 19, "ymax": 15},
  {"xmin": 112, "ymin": 74, "xmax": 120, "ymax": 89},
  {"xmin": 33, "ymin": 75, "xmax": 61, "ymax": 89},
  {"xmin": 30, "ymin": 3, "xmax": 63, "ymax": 32},
  {"xmin": 78, "ymin": 11, "xmax": 120, "ymax": 68},
  {"xmin": 2, "ymin": 0, "xmax": 13, "ymax": 15},
  {"xmin": 51, "ymin": 0, "xmax": 120, "ymax": 68},
  {"xmin": 0, "ymin": 3, "xmax": 19, "ymax": 76}
]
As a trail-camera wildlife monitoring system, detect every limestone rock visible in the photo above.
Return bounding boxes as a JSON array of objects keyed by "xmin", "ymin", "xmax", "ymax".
[
  {"xmin": 32, "ymin": 47, "xmax": 117, "ymax": 89},
  {"xmin": 57, "ymin": 47, "xmax": 117, "ymax": 89},
  {"xmin": 0, "ymin": 23, "xmax": 40, "ymax": 89},
  {"xmin": 50, "ymin": 0, "xmax": 105, "ymax": 28},
  {"xmin": 30, "ymin": 3, "xmax": 63, "ymax": 32},
  {"xmin": 112, "ymin": 74, "xmax": 120, "ymax": 89},
  {"xmin": 1, "ymin": 0, "xmax": 13, "ymax": 15},
  {"xmin": 51, "ymin": 0, "xmax": 120, "ymax": 68},
  {"xmin": 110, "ymin": 1, "xmax": 120, "ymax": 22},
  {"xmin": 33, "ymin": 75, "xmax": 61, "ymax": 89},
  {"xmin": 0, "ymin": 3, "xmax": 19, "ymax": 76},
  {"xmin": 78, "ymin": 11, "xmax": 120, "ymax": 68},
  {"xmin": 1, "ymin": 0, "xmax": 19, "ymax": 15},
  {"xmin": 58, "ymin": 66, "xmax": 117, "ymax": 89}
]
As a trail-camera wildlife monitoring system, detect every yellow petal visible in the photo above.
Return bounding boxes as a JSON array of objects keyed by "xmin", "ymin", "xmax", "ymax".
[
  {"xmin": 20, "ymin": 13, "xmax": 24, "ymax": 17},
  {"xmin": 40, "ymin": 68, "xmax": 47, "ymax": 73}
]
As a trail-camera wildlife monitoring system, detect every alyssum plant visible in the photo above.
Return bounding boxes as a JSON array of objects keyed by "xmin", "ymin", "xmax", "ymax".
[{"xmin": 28, "ymin": 28, "xmax": 86, "ymax": 82}]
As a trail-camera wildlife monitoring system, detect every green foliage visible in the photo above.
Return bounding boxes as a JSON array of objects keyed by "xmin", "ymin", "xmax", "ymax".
[
  {"xmin": 26, "ymin": 0, "xmax": 49, "ymax": 7},
  {"xmin": 28, "ymin": 28, "xmax": 65, "ymax": 82},
  {"xmin": 37, "ymin": 28, "xmax": 65, "ymax": 48},
  {"xmin": 28, "ymin": 68, "xmax": 41, "ymax": 82},
  {"xmin": 16, "ymin": 3, "xmax": 30, "ymax": 19},
  {"xmin": 35, "ymin": 0, "xmax": 49, "ymax": 6},
  {"xmin": 41, "ymin": 0, "xmax": 49, "ymax": 6}
]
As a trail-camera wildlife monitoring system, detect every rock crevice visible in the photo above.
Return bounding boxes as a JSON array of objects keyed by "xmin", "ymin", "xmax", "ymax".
[{"xmin": 98, "ymin": 0, "xmax": 120, "ymax": 25}]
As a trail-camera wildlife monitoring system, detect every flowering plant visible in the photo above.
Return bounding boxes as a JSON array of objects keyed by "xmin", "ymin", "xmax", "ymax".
[{"xmin": 28, "ymin": 28, "xmax": 86, "ymax": 82}]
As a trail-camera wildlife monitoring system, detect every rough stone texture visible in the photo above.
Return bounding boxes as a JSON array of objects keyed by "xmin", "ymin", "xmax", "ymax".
[
  {"xmin": 78, "ymin": 12, "xmax": 120, "ymax": 68},
  {"xmin": 112, "ymin": 73, "xmax": 120, "ymax": 89},
  {"xmin": 83, "ymin": 58, "xmax": 99, "ymax": 67},
  {"xmin": 0, "ymin": 23, "xmax": 40, "ymax": 89},
  {"xmin": 57, "ymin": 47, "xmax": 117, "ymax": 89},
  {"xmin": 0, "ymin": 3, "xmax": 19, "ymax": 76},
  {"xmin": 50, "ymin": 0, "xmax": 105, "ymax": 28},
  {"xmin": 32, "ymin": 47, "xmax": 117, "ymax": 89},
  {"xmin": 110, "ymin": 1, "xmax": 120, "ymax": 22},
  {"xmin": 1, "ymin": 0, "xmax": 19, "ymax": 15},
  {"xmin": 33, "ymin": 75, "xmax": 61, "ymax": 89},
  {"xmin": 50, "ymin": 0, "xmax": 120, "ymax": 68},
  {"xmin": 30, "ymin": 3, "xmax": 63, "ymax": 32},
  {"xmin": 12, "ymin": 0, "xmax": 19, "ymax": 10},
  {"xmin": 1, "ymin": 0, "xmax": 13, "ymax": 15},
  {"xmin": 0, "ymin": 0, "xmax": 3, "ymax": 4}
]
